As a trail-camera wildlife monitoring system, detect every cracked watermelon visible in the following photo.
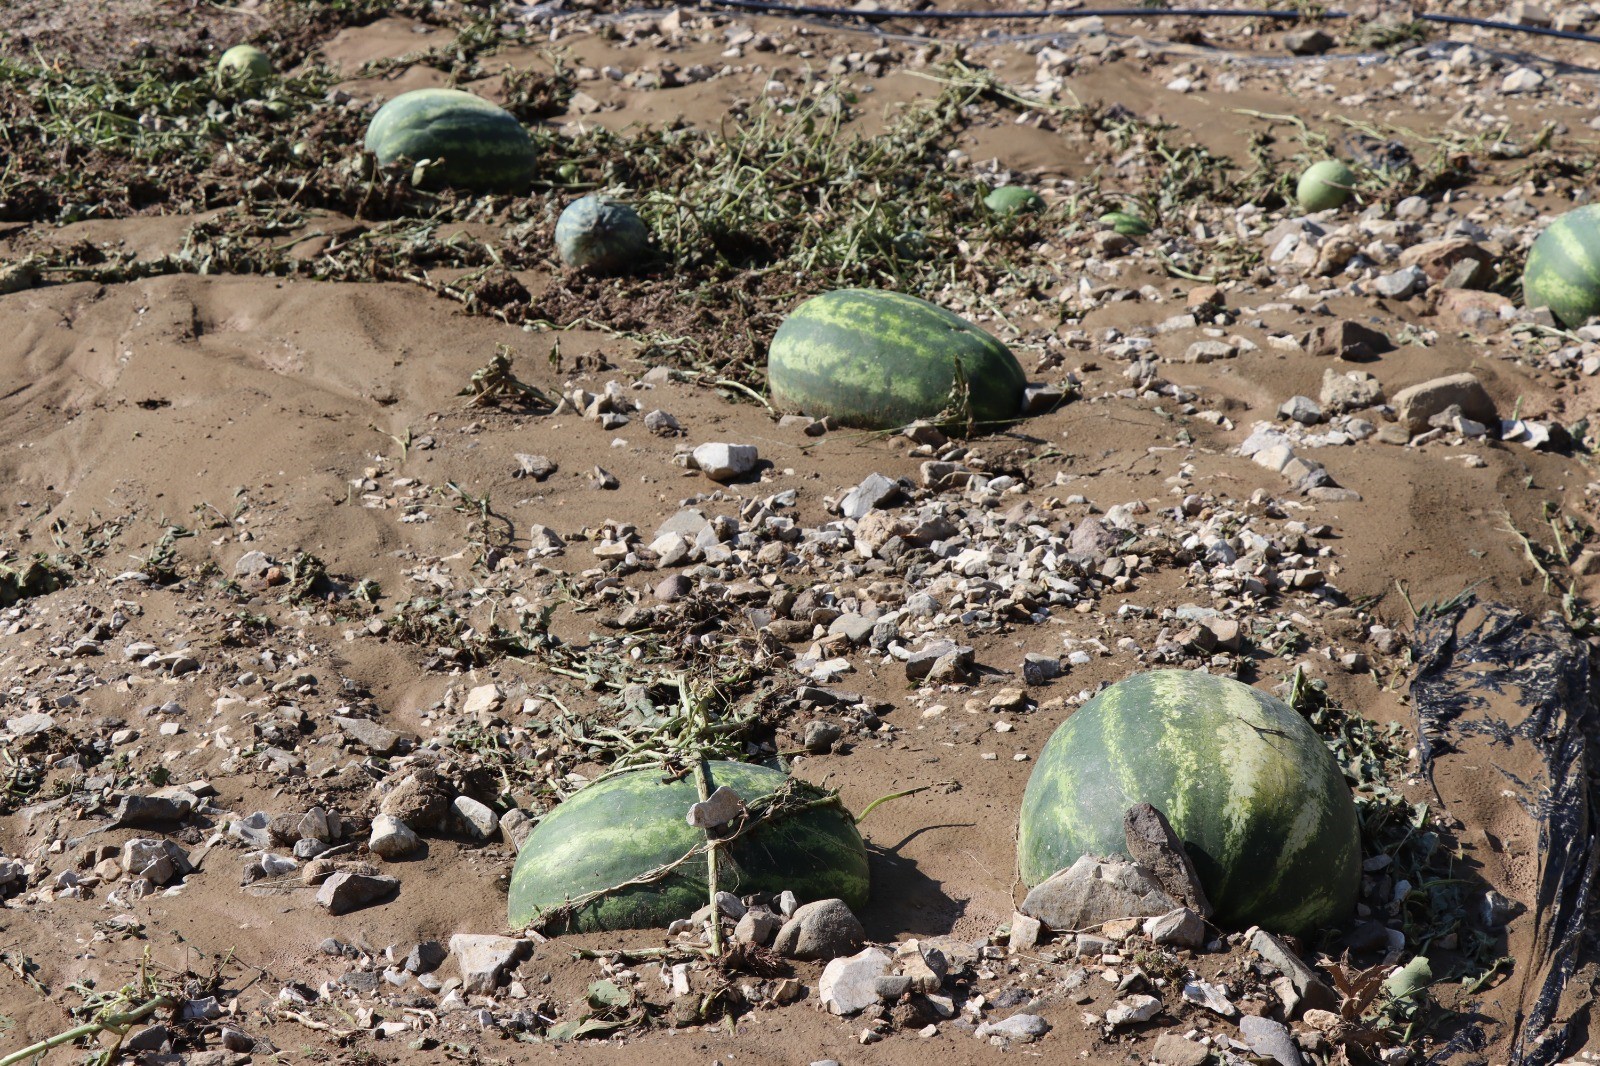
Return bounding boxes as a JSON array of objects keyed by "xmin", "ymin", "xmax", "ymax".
[
  {"xmin": 766, "ymin": 288, "xmax": 1026, "ymax": 431},
  {"xmin": 1017, "ymin": 670, "xmax": 1360, "ymax": 935},
  {"xmin": 364, "ymin": 88, "xmax": 536, "ymax": 192},
  {"xmin": 508, "ymin": 762, "xmax": 869, "ymax": 933},
  {"xmin": 1522, "ymin": 204, "xmax": 1600, "ymax": 328}
]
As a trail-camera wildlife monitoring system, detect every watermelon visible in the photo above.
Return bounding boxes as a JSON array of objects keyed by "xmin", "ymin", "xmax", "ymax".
[
  {"xmin": 216, "ymin": 45, "xmax": 271, "ymax": 89},
  {"xmin": 1297, "ymin": 160, "xmax": 1357, "ymax": 213},
  {"xmin": 507, "ymin": 762, "xmax": 869, "ymax": 933},
  {"xmin": 984, "ymin": 186, "xmax": 1044, "ymax": 216},
  {"xmin": 766, "ymin": 288, "xmax": 1026, "ymax": 431},
  {"xmin": 555, "ymin": 195, "xmax": 651, "ymax": 274},
  {"xmin": 1522, "ymin": 204, "xmax": 1600, "ymax": 328},
  {"xmin": 1017, "ymin": 670, "xmax": 1360, "ymax": 935},
  {"xmin": 1099, "ymin": 211, "xmax": 1151, "ymax": 237},
  {"xmin": 364, "ymin": 88, "xmax": 537, "ymax": 192}
]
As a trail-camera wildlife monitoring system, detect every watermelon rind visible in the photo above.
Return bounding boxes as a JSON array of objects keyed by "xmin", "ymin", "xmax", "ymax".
[
  {"xmin": 1522, "ymin": 204, "xmax": 1600, "ymax": 328},
  {"xmin": 555, "ymin": 195, "xmax": 651, "ymax": 274},
  {"xmin": 507, "ymin": 762, "xmax": 870, "ymax": 933},
  {"xmin": 364, "ymin": 88, "xmax": 537, "ymax": 193},
  {"xmin": 1099, "ymin": 211, "xmax": 1152, "ymax": 237},
  {"xmin": 766, "ymin": 288, "xmax": 1026, "ymax": 431},
  {"xmin": 1017, "ymin": 669, "xmax": 1360, "ymax": 935},
  {"xmin": 1296, "ymin": 160, "xmax": 1356, "ymax": 213}
]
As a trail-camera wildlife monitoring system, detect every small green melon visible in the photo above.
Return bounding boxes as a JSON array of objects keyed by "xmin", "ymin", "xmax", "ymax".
[
  {"xmin": 216, "ymin": 45, "xmax": 272, "ymax": 90},
  {"xmin": 1099, "ymin": 211, "xmax": 1152, "ymax": 237},
  {"xmin": 1297, "ymin": 160, "xmax": 1357, "ymax": 213},
  {"xmin": 984, "ymin": 186, "xmax": 1044, "ymax": 216}
]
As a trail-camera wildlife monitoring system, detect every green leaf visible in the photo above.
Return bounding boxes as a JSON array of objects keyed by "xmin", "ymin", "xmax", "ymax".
[
  {"xmin": 1384, "ymin": 956, "xmax": 1432, "ymax": 1001},
  {"xmin": 587, "ymin": 979, "xmax": 631, "ymax": 1010}
]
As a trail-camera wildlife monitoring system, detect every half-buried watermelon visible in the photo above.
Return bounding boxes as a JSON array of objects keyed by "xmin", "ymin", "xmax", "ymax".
[
  {"xmin": 1017, "ymin": 670, "xmax": 1360, "ymax": 936},
  {"xmin": 1522, "ymin": 204, "xmax": 1600, "ymax": 328},
  {"xmin": 766, "ymin": 288, "xmax": 1025, "ymax": 431},
  {"xmin": 364, "ymin": 88, "xmax": 537, "ymax": 193},
  {"xmin": 508, "ymin": 762, "xmax": 869, "ymax": 933}
]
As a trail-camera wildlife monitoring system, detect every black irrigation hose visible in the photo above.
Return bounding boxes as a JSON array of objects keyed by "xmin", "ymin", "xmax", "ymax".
[{"xmin": 696, "ymin": 0, "xmax": 1600, "ymax": 49}]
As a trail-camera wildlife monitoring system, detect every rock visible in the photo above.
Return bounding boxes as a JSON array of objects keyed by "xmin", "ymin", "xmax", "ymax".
[
  {"xmin": 513, "ymin": 453, "xmax": 557, "ymax": 480},
  {"xmin": 404, "ymin": 940, "xmax": 448, "ymax": 974},
  {"xmin": 1372, "ymin": 265, "xmax": 1427, "ymax": 299},
  {"xmin": 121, "ymin": 839, "xmax": 192, "ymax": 885},
  {"xmin": 499, "ymin": 808, "xmax": 534, "ymax": 849},
  {"xmin": 1303, "ymin": 320, "xmax": 1392, "ymax": 361},
  {"xmin": 1184, "ymin": 340, "xmax": 1236, "ymax": 363},
  {"xmin": 1153, "ymin": 1032, "xmax": 1211, "ymax": 1066},
  {"xmin": 1501, "ymin": 66, "xmax": 1544, "ymax": 93},
  {"xmin": 1437, "ymin": 288, "xmax": 1513, "ymax": 330},
  {"xmin": 974, "ymin": 1013, "xmax": 1050, "ymax": 1042},
  {"xmin": 380, "ymin": 769, "xmax": 449, "ymax": 831},
  {"xmin": 462, "ymin": 684, "xmax": 503, "ymax": 720},
  {"xmin": 1399, "ymin": 238, "xmax": 1493, "ymax": 285},
  {"xmin": 1021, "ymin": 384, "xmax": 1065, "ymax": 414},
  {"xmin": 334, "ymin": 715, "xmax": 405, "ymax": 756},
  {"xmin": 773, "ymin": 898, "xmax": 866, "ymax": 960},
  {"xmin": 110, "ymin": 793, "xmax": 192, "ymax": 828},
  {"xmin": 1392, "ymin": 373, "xmax": 1497, "ymax": 435},
  {"xmin": 1022, "ymin": 653, "xmax": 1061, "ymax": 685},
  {"xmin": 653, "ymin": 573, "xmax": 693, "ymax": 602},
  {"xmin": 643, "ymin": 409, "xmax": 682, "ymax": 436},
  {"xmin": 896, "ymin": 940, "xmax": 948, "ymax": 992},
  {"xmin": 1143, "ymin": 907, "xmax": 1206, "ymax": 949},
  {"xmin": 1247, "ymin": 928, "xmax": 1339, "ymax": 1016},
  {"xmin": 1240, "ymin": 1015, "xmax": 1306, "ymax": 1066},
  {"xmin": 369, "ymin": 814, "xmax": 421, "ymax": 860},
  {"xmin": 818, "ymin": 947, "xmax": 891, "ymax": 1015},
  {"xmin": 1284, "ymin": 27, "xmax": 1333, "ymax": 54},
  {"xmin": 1105, "ymin": 994, "xmax": 1162, "ymax": 1028},
  {"xmin": 1070, "ymin": 517, "xmax": 1123, "ymax": 558},
  {"xmin": 1008, "ymin": 910, "xmax": 1043, "ymax": 951},
  {"xmin": 1182, "ymin": 978, "xmax": 1238, "ymax": 1019},
  {"xmin": 1123, "ymin": 803, "xmax": 1212, "ymax": 916},
  {"xmin": 1278, "ymin": 396, "xmax": 1323, "ymax": 425},
  {"xmin": 904, "ymin": 641, "xmax": 973, "ymax": 681},
  {"xmin": 315, "ymin": 871, "xmax": 398, "ymax": 914},
  {"xmin": 1320, "ymin": 369, "xmax": 1384, "ymax": 412},
  {"xmin": 453, "ymin": 796, "xmax": 499, "ymax": 840},
  {"xmin": 691, "ymin": 443, "xmax": 758, "ymax": 482},
  {"xmin": 449, "ymin": 934, "xmax": 528, "ymax": 995},
  {"xmin": 840, "ymin": 473, "xmax": 902, "ymax": 519},
  {"xmin": 527, "ymin": 523, "xmax": 564, "ymax": 555},
  {"xmin": 1019, "ymin": 855, "xmax": 1179, "ymax": 930},
  {"xmin": 686, "ymin": 785, "xmax": 746, "ymax": 829},
  {"xmin": 735, "ymin": 908, "xmax": 782, "ymax": 946},
  {"xmin": 6, "ymin": 712, "xmax": 55, "ymax": 736},
  {"xmin": 803, "ymin": 719, "xmax": 844, "ymax": 753}
]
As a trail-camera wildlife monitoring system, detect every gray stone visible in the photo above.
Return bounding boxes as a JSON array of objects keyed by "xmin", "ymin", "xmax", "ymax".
[
  {"xmin": 1320, "ymin": 368, "xmax": 1384, "ymax": 412},
  {"xmin": 453, "ymin": 796, "xmax": 499, "ymax": 840},
  {"xmin": 643, "ymin": 409, "xmax": 682, "ymax": 436},
  {"xmin": 803, "ymin": 720, "xmax": 844, "ymax": 753},
  {"xmin": 735, "ymin": 908, "xmax": 782, "ymax": 946},
  {"xmin": 656, "ymin": 508, "xmax": 710, "ymax": 540},
  {"xmin": 1105, "ymin": 994, "xmax": 1162, "ymax": 1028},
  {"xmin": 1303, "ymin": 320, "xmax": 1392, "ymax": 361},
  {"xmin": 121, "ymin": 838, "xmax": 192, "ymax": 885},
  {"xmin": 1247, "ymin": 927, "xmax": 1339, "ymax": 1015},
  {"xmin": 1022, "ymin": 653, "xmax": 1061, "ymax": 685},
  {"xmin": 5, "ymin": 712, "xmax": 55, "ymax": 736},
  {"xmin": 334, "ymin": 715, "xmax": 404, "ymax": 756},
  {"xmin": 1009, "ymin": 911, "xmax": 1043, "ymax": 952},
  {"xmin": 904, "ymin": 641, "xmax": 973, "ymax": 681},
  {"xmin": 499, "ymin": 808, "xmax": 535, "ymax": 850},
  {"xmin": 369, "ymin": 814, "xmax": 421, "ymax": 860},
  {"xmin": 1284, "ymin": 27, "xmax": 1333, "ymax": 53},
  {"xmin": 1182, "ymin": 978, "xmax": 1238, "ymax": 1019},
  {"xmin": 513, "ymin": 453, "xmax": 557, "ymax": 480},
  {"xmin": 840, "ymin": 473, "xmax": 902, "ymax": 519},
  {"xmin": 974, "ymin": 1013, "xmax": 1050, "ymax": 1042},
  {"xmin": 1184, "ymin": 339, "xmax": 1236, "ymax": 364},
  {"xmin": 527, "ymin": 523, "xmax": 564, "ymax": 555},
  {"xmin": 1143, "ymin": 907, "xmax": 1206, "ymax": 949},
  {"xmin": 449, "ymin": 934, "xmax": 528, "ymax": 995},
  {"xmin": 1123, "ymin": 803, "xmax": 1212, "ymax": 916},
  {"xmin": 773, "ymin": 898, "xmax": 866, "ymax": 960},
  {"xmin": 874, "ymin": 973, "xmax": 912, "ymax": 999},
  {"xmin": 1240, "ymin": 1015, "xmax": 1306, "ymax": 1066},
  {"xmin": 654, "ymin": 574, "xmax": 693, "ymax": 602},
  {"xmin": 1393, "ymin": 373, "xmax": 1497, "ymax": 435},
  {"xmin": 1020, "ymin": 855, "xmax": 1178, "ymax": 931},
  {"xmin": 1278, "ymin": 395, "xmax": 1323, "ymax": 425},
  {"xmin": 1373, "ymin": 265, "xmax": 1427, "ymax": 299},
  {"xmin": 687, "ymin": 785, "xmax": 746, "ymax": 829},
  {"xmin": 896, "ymin": 940, "xmax": 948, "ymax": 992},
  {"xmin": 315, "ymin": 871, "xmax": 398, "ymax": 914},
  {"xmin": 1070, "ymin": 517, "xmax": 1123, "ymax": 559},
  {"xmin": 1021, "ymin": 384, "xmax": 1065, "ymax": 414},
  {"xmin": 691, "ymin": 443, "xmax": 758, "ymax": 482},
  {"xmin": 818, "ymin": 947, "xmax": 891, "ymax": 1015},
  {"xmin": 405, "ymin": 940, "xmax": 448, "ymax": 974},
  {"xmin": 110, "ymin": 793, "xmax": 192, "ymax": 828},
  {"xmin": 233, "ymin": 550, "xmax": 273, "ymax": 578}
]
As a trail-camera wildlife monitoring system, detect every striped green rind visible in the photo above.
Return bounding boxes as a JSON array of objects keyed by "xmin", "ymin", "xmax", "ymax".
[
  {"xmin": 364, "ymin": 88, "xmax": 536, "ymax": 193},
  {"xmin": 767, "ymin": 288, "xmax": 1026, "ymax": 431},
  {"xmin": 1017, "ymin": 670, "xmax": 1360, "ymax": 935},
  {"xmin": 507, "ymin": 762, "xmax": 869, "ymax": 933},
  {"xmin": 555, "ymin": 195, "xmax": 651, "ymax": 274},
  {"xmin": 1522, "ymin": 205, "xmax": 1600, "ymax": 328},
  {"xmin": 984, "ymin": 186, "xmax": 1044, "ymax": 215},
  {"xmin": 1099, "ymin": 211, "xmax": 1152, "ymax": 237}
]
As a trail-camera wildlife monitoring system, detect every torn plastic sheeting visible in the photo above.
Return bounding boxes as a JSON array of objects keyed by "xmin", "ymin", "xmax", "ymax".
[{"xmin": 1410, "ymin": 603, "xmax": 1599, "ymax": 1066}]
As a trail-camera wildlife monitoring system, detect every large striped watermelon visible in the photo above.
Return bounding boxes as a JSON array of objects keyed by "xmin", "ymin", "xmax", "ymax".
[
  {"xmin": 1522, "ymin": 204, "xmax": 1600, "ymax": 328},
  {"xmin": 766, "ymin": 289, "xmax": 1026, "ymax": 431},
  {"xmin": 1017, "ymin": 670, "xmax": 1360, "ymax": 935},
  {"xmin": 364, "ymin": 88, "xmax": 537, "ymax": 192},
  {"xmin": 508, "ymin": 762, "xmax": 869, "ymax": 933}
]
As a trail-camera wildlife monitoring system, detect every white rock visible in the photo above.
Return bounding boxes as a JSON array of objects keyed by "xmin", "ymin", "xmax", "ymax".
[
  {"xmin": 691, "ymin": 442, "xmax": 758, "ymax": 482},
  {"xmin": 818, "ymin": 947, "xmax": 892, "ymax": 1015},
  {"xmin": 686, "ymin": 785, "xmax": 746, "ymax": 829},
  {"xmin": 449, "ymin": 934, "xmax": 527, "ymax": 995},
  {"xmin": 462, "ymin": 685, "xmax": 503, "ymax": 719},
  {"xmin": 453, "ymin": 796, "xmax": 499, "ymax": 840},
  {"xmin": 369, "ymin": 814, "xmax": 421, "ymax": 860},
  {"xmin": 1104, "ymin": 993, "xmax": 1162, "ymax": 1028}
]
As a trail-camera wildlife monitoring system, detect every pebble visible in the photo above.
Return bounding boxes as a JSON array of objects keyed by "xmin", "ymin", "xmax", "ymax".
[
  {"xmin": 773, "ymin": 898, "xmax": 866, "ymax": 960},
  {"xmin": 315, "ymin": 871, "xmax": 398, "ymax": 914},
  {"xmin": 691, "ymin": 442, "xmax": 758, "ymax": 481}
]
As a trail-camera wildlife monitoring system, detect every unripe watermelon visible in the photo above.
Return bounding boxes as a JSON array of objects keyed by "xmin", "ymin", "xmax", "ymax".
[
  {"xmin": 508, "ymin": 762, "xmax": 869, "ymax": 932},
  {"xmin": 767, "ymin": 288, "xmax": 1026, "ymax": 431},
  {"xmin": 1099, "ymin": 210, "xmax": 1152, "ymax": 237},
  {"xmin": 1522, "ymin": 204, "xmax": 1600, "ymax": 327},
  {"xmin": 555, "ymin": 195, "xmax": 651, "ymax": 274},
  {"xmin": 984, "ymin": 186, "xmax": 1044, "ymax": 216},
  {"xmin": 1297, "ymin": 160, "xmax": 1357, "ymax": 213},
  {"xmin": 216, "ymin": 45, "xmax": 271, "ymax": 90},
  {"xmin": 364, "ymin": 88, "xmax": 537, "ymax": 193},
  {"xmin": 1017, "ymin": 670, "xmax": 1360, "ymax": 935}
]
